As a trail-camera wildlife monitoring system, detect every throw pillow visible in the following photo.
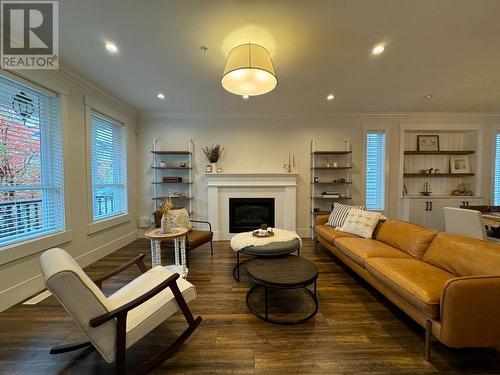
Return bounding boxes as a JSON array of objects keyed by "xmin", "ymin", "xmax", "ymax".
[
  {"xmin": 326, "ymin": 202, "xmax": 365, "ymax": 228},
  {"xmin": 167, "ymin": 208, "xmax": 192, "ymax": 230},
  {"xmin": 338, "ymin": 209, "xmax": 384, "ymax": 239}
]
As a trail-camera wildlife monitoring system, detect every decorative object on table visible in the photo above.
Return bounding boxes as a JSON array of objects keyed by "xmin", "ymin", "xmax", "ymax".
[
  {"xmin": 326, "ymin": 158, "xmax": 331, "ymax": 168},
  {"xmin": 159, "ymin": 161, "xmax": 167, "ymax": 168},
  {"xmin": 217, "ymin": 167, "xmax": 222, "ymax": 173},
  {"xmin": 417, "ymin": 134, "xmax": 440, "ymax": 151},
  {"xmin": 450, "ymin": 155, "xmax": 470, "ymax": 173},
  {"xmin": 285, "ymin": 152, "xmax": 296, "ymax": 172},
  {"xmin": 321, "ymin": 191, "xmax": 340, "ymax": 198},
  {"xmin": 159, "ymin": 197, "xmax": 174, "ymax": 233},
  {"xmin": 180, "ymin": 161, "xmax": 187, "ymax": 168},
  {"xmin": 202, "ymin": 144, "xmax": 223, "ymax": 171},
  {"xmin": 313, "ymin": 176, "xmax": 319, "ymax": 183},
  {"xmin": 333, "ymin": 161, "xmax": 338, "ymax": 168},
  {"xmin": 451, "ymin": 183, "xmax": 473, "ymax": 196},
  {"xmin": 403, "ymin": 183, "xmax": 408, "ymax": 196},
  {"xmin": 206, "ymin": 165, "xmax": 213, "ymax": 173},
  {"xmin": 434, "ymin": 169, "xmax": 440, "ymax": 174},
  {"xmin": 420, "ymin": 182, "xmax": 432, "ymax": 196}
]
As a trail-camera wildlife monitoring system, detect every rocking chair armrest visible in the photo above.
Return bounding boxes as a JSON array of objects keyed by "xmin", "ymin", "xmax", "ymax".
[
  {"xmin": 190, "ymin": 220, "xmax": 212, "ymax": 232},
  {"xmin": 93, "ymin": 253, "xmax": 147, "ymax": 289},
  {"xmin": 90, "ymin": 273, "xmax": 180, "ymax": 328}
]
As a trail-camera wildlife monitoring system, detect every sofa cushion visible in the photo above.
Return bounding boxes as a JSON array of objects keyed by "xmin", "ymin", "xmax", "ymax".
[
  {"xmin": 338, "ymin": 209, "xmax": 385, "ymax": 239},
  {"xmin": 422, "ymin": 232, "xmax": 500, "ymax": 277},
  {"xmin": 334, "ymin": 237, "xmax": 412, "ymax": 267},
  {"xmin": 315, "ymin": 225, "xmax": 357, "ymax": 245},
  {"xmin": 375, "ymin": 220, "xmax": 437, "ymax": 259},
  {"xmin": 366, "ymin": 258, "xmax": 456, "ymax": 319},
  {"xmin": 326, "ymin": 202, "xmax": 365, "ymax": 228}
]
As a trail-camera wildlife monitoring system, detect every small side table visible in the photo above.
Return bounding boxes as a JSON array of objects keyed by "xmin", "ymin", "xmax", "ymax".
[{"xmin": 144, "ymin": 227, "xmax": 189, "ymax": 278}]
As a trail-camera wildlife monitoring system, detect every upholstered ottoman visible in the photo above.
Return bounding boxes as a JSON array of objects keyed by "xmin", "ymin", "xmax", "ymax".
[{"xmin": 230, "ymin": 229, "xmax": 301, "ymax": 281}]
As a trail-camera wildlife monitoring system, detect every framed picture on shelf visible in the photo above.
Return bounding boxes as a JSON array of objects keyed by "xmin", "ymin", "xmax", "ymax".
[
  {"xmin": 450, "ymin": 155, "xmax": 470, "ymax": 174},
  {"xmin": 417, "ymin": 135, "xmax": 440, "ymax": 151}
]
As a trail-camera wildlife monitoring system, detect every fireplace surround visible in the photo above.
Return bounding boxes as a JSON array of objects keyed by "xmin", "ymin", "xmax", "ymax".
[{"xmin": 206, "ymin": 172, "xmax": 298, "ymax": 240}]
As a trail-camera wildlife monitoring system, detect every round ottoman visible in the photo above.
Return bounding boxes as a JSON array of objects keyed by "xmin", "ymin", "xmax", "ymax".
[{"xmin": 232, "ymin": 234, "xmax": 301, "ymax": 281}]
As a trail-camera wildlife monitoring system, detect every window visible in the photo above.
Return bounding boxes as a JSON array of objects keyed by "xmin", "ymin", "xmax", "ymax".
[
  {"xmin": 365, "ymin": 130, "xmax": 386, "ymax": 210},
  {"xmin": 0, "ymin": 74, "xmax": 63, "ymax": 246},
  {"xmin": 494, "ymin": 132, "xmax": 500, "ymax": 205},
  {"xmin": 90, "ymin": 112, "xmax": 127, "ymax": 221}
]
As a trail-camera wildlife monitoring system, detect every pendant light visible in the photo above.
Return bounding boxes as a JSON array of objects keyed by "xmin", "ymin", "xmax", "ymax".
[{"xmin": 221, "ymin": 43, "xmax": 277, "ymax": 96}]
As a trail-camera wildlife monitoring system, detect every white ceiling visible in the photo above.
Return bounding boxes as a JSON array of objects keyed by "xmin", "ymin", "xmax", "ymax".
[{"xmin": 59, "ymin": 0, "xmax": 500, "ymax": 113}]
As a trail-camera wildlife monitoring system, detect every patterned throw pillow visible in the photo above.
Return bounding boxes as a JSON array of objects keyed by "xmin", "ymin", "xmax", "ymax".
[
  {"xmin": 326, "ymin": 202, "xmax": 365, "ymax": 228},
  {"xmin": 338, "ymin": 209, "xmax": 384, "ymax": 239},
  {"xmin": 167, "ymin": 208, "xmax": 192, "ymax": 230}
]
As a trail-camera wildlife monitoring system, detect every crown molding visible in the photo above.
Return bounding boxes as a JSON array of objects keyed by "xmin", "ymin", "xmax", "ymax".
[
  {"xmin": 57, "ymin": 61, "xmax": 137, "ymax": 115},
  {"xmin": 139, "ymin": 111, "xmax": 500, "ymax": 121}
]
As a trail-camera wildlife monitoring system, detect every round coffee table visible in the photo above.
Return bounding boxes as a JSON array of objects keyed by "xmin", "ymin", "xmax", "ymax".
[{"xmin": 246, "ymin": 256, "xmax": 318, "ymax": 325}]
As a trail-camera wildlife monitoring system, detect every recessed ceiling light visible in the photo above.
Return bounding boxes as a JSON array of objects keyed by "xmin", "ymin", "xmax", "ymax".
[
  {"xmin": 423, "ymin": 94, "xmax": 432, "ymax": 100},
  {"xmin": 200, "ymin": 45, "xmax": 208, "ymax": 52},
  {"xmin": 104, "ymin": 42, "xmax": 118, "ymax": 54},
  {"xmin": 372, "ymin": 45, "xmax": 385, "ymax": 55},
  {"xmin": 242, "ymin": 94, "xmax": 249, "ymax": 100},
  {"xmin": 326, "ymin": 94, "xmax": 335, "ymax": 101},
  {"xmin": 157, "ymin": 93, "xmax": 165, "ymax": 100}
]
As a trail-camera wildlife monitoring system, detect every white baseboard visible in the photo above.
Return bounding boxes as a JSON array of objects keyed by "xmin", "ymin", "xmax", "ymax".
[{"xmin": 0, "ymin": 230, "xmax": 139, "ymax": 312}]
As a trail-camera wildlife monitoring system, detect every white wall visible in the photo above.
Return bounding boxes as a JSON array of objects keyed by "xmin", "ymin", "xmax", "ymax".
[
  {"xmin": 137, "ymin": 113, "xmax": 500, "ymax": 236},
  {"xmin": 0, "ymin": 68, "xmax": 138, "ymax": 312}
]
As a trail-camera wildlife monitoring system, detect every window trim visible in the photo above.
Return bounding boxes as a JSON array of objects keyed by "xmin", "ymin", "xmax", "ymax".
[
  {"xmin": 362, "ymin": 123, "xmax": 390, "ymax": 213},
  {"xmin": 0, "ymin": 71, "xmax": 71, "ymax": 265},
  {"xmin": 84, "ymin": 95, "xmax": 130, "ymax": 234},
  {"xmin": 491, "ymin": 126, "xmax": 500, "ymax": 205}
]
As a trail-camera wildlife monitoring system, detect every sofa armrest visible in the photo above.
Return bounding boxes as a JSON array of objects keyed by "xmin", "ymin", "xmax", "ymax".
[
  {"xmin": 316, "ymin": 214, "xmax": 329, "ymax": 226},
  {"xmin": 439, "ymin": 276, "xmax": 500, "ymax": 347}
]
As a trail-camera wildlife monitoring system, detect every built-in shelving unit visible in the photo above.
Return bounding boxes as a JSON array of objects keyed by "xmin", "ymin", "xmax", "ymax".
[
  {"xmin": 151, "ymin": 139, "xmax": 194, "ymax": 215},
  {"xmin": 310, "ymin": 139, "xmax": 353, "ymax": 237},
  {"xmin": 398, "ymin": 125, "xmax": 484, "ymax": 231}
]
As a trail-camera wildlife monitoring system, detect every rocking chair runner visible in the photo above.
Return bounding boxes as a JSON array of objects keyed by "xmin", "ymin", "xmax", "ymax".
[{"xmin": 40, "ymin": 248, "xmax": 201, "ymax": 375}]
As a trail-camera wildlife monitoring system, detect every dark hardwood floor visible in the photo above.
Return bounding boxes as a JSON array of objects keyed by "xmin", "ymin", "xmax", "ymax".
[{"xmin": 1, "ymin": 238, "xmax": 499, "ymax": 374}]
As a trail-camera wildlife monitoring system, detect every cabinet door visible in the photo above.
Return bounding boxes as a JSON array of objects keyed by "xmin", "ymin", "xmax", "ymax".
[
  {"xmin": 409, "ymin": 200, "xmax": 430, "ymax": 227},
  {"xmin": 428, "ymin": 199, "xmax": 445, "ymax": 231}
]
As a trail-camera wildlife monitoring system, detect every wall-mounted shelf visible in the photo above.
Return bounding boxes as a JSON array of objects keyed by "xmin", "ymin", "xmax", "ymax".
[
  {"xmin": 151, "ymin": 150, "xmax": 192, "ymax": 155},
  {"xmin": 151, "ymin": 166, "xmax": 192, "ymax": 170},
  {"xmin": 312, "ymin": 181, "xmax": 352, "ymax": 185},
  {"xmin": 404, "ymin": 150, "xmax": 475, "ymax": 155},
  {"xmin": 312, "ymin": 151, "xmax": 352, "ymax": 155},
  {"xmin": 312, "ymin": 166, "xmax": 352, "ymax": 170},
  {"xmin": 152, "ymin": 196, "xmax": 192, "ymax": 200},
  {"xmin": 151, "ymin": 182, "xmax": 192, "ymax": 185},
  {"xmin": 312, "ymin": 196, "xmax": 352, "ymax": 200},
  {"xmin": 403, "ymin": 173, "xmax": 474, "ymax": 177},
  {"xmin": 312, "ymin": 211, "xmax": 331, "ymax": 215},
  {"xmin": 151, "ymin": 139, "xmax": 194, "ymax": 215}
]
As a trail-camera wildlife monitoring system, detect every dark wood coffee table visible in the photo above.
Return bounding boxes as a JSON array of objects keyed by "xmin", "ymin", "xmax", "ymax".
[{"xmin": 245, "ymin": 256, "xmax": 318, "ymax": 324}]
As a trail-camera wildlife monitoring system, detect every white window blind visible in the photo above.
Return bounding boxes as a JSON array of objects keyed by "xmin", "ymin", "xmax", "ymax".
[
  {"xmin": 91, "ymin": 112, "xmax": 127, "ymax": 221},
  {"xmin": 365, "ymin": 130, "xmax": 386, "ymax": 210},
  {"xmin": 494, "ymin": 132, "xmax": 500, "ymax": 205},
  {"xmin": 0, "ymin": 74, "xmax": 64, "ymax": 246}
]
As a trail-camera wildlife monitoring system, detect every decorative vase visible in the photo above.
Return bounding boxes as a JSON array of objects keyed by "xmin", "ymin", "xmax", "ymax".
[
  {"xmin": 211, "ymin": 162, "xmax": 217, "ymax": 172},
  {"xmin": 160, "ymin": 213, "xmax": 171, "ymax": 234}
]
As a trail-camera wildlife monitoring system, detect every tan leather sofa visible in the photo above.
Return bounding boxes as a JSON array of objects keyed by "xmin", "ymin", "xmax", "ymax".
[{"xmin": 315, "ymin": 215, "xmax": 500, "ymax": 359}]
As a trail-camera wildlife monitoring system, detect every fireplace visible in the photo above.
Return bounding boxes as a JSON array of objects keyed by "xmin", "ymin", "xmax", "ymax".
[{"xmin": 229, "ymin": 198, "xmax": 275, "ymax": 233}]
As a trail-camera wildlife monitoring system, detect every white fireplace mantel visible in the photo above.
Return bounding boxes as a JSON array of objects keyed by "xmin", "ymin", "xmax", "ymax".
[{"xmin": 206, "ymin": 172, "xmax": 298, "ymax": 240}]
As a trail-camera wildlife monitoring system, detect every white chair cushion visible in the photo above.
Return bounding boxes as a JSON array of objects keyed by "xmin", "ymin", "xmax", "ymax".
[
  {"xmin": 107, "ymin": 266, "xmax": 197, "ymax": 348},
  {"xmin": 40, "ymin": 248, "xmax": 116, "ymax": 363}
]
